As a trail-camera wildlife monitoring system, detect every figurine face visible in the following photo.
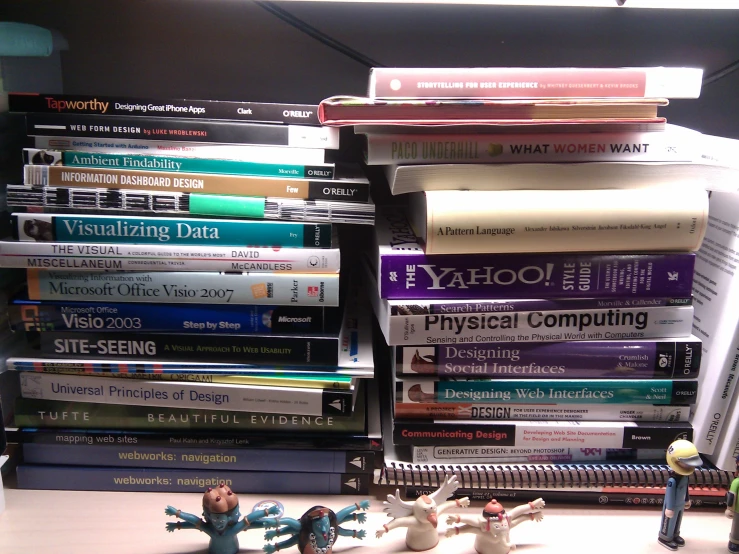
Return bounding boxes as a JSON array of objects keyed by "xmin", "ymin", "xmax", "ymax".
[
  {"xmin": 412, "ymin": 495, "xmax": 438, "ymax": 527},
  {"xmin": 665, "ymin": 439, "xmax": 702, "ymax": 476},
  {"xmin": 312, "ymin": 515, "xmax": 334, "ymax": 548},
  {"xmin": 481, "ymin": 515, "xmax": 509, "ymax": 536},
  {"xmin": 209, "ymin": 512, "xmax": 230, "ymax": 532}
]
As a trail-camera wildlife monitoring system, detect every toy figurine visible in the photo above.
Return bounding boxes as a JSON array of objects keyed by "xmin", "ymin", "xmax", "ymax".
[
  {"xmin": 444, "ymin": 498, "xmax": 545, "ymax": 554},
  {"xmin": 658, "ymin": 439, "xmax": 703, "ymax": 551},
  {"xmin": 725, "ymin": 455, "xmax": 739, "ymax": 553},
  {"xmin": 376, "ymin": 474, "xmax": 470, "ymax": 551},
  {"xmin": 164, "ymin": 483, "xmax": 278, "ymax": 554},
  {"xmin": 262, "ymin": 501, "xmax": 370, "ymax": 554}
]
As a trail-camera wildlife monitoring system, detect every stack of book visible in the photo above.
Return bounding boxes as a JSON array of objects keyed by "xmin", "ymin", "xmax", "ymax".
[
  {"xmin": 0, "ymin": 93, "xmax": 379, "ymax": 495},
  {"xmin": 320, "ymin": 66, "xmax": 735, "ymax": 506}
]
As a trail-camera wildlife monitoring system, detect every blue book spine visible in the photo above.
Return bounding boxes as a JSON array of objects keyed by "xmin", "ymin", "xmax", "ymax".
[
  {"xmin": 9, "ymin": 299, "xmax": 337, "ymax": 335},
  {"xmin": 13, "ymin": 213, "xmax": 333, "ymax": 247},
  {"xmin": 21, "ymin": 443, "xmax": 373, "ymax": 473},
  {"xmin": 16, "ymin": 465, "xmax": 370, "ymax": 494}
]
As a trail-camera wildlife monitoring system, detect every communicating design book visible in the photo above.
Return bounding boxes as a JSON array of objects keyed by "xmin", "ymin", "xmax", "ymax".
[
  {"xmin": 23, "ymin": 165, "xmax": 370, "ymax": 203},
  {"xmin": 25, "ymin": 269, "xmax": 340, "ymax": 306},
  {"xmin": 13, "ymin": 213, "xmax": 335, "ymax": 247},
  {"xmin": 9, "ymin": 92, "xmax": 322, "ymax": 125},
  {"xmin": 385, "ymin": 162, "xmax": 739, "ymax": 196},
  {"xmin": 362, "ymin": 125, "xmax": 700, "ymax": 165},
  {"xmin": 25, "ymin": 113, "xmax": 340, "ymax": 148},
  {"xmin": 367, "ymin": 67, "xmax": 703, "ymax": 99},
  {"xmin": 32, "ymin": 136, "xmax": 327, "ymax": 165},
  {"xmin": 19, "ymin": 372, "xmax": 356, "ymax": 417},
  {"xmin": 16, "ymin": 465, "xmax": 371, "ymax": 494},
  {"xmin": 6, "ymin": 185, "xmax": 377, "ymax": 225},
  {"xmin": 406, "ymin": 186, "xmax": 708, "ymax": 255},
  {"xmin": 373, "ymin": 207, "xmax": 696, "ymax": 300},
  {"xmin": 318, "ymin": 96, "xmax": 667, "ymax": 126}
]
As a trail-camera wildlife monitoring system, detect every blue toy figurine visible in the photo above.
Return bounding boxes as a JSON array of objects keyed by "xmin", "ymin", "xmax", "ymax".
[
  {"xmin": 658, "ymin": 439, "xmax": 703, "ymax": 551},
  {"xmin": 262, "ymin": 501, "xmax": 370, "ymax": 554},
  {"xmin": 164, "ymin": 483, "xmax": 278, "ymax": 554},
  {"xmin": 726, "ymin": 455, "xmax": 739, "ymax": 553}
]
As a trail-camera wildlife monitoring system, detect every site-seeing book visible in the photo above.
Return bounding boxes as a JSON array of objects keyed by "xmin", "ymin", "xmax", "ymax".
[{"xmin": 406, "ymin": 185, "xmax": 708, "ymax": 255}]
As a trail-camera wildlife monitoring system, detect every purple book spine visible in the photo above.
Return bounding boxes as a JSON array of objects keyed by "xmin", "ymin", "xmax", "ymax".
[
  {"xmin": 379, "ymin": 253, "xmax": 696, "ymax": 300},
  {"xmin": 395, "ymin": 338, "xmax": 701, "ymax": 379}
]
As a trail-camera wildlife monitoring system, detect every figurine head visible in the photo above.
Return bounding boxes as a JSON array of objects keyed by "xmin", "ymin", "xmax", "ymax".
[
  {"xmin": 481, "ymin": 499, "xmax": 509, "ymax": 535},
  {"xmin": 299, "ymin": 506, "xmax": 338, "ymax": 552},
  {"xmin": 411, "ymin": 495, "xmax": 438, "ymax": 527},
  {"xmin": 665, "ymin": 440, "xmax": 702, "ymax": 476},
  {"xmin": 202, "ymin": 483, "xmax": 241, "ymax": 532}
]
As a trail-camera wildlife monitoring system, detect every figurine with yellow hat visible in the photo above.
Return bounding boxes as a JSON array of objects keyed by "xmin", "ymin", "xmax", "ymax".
[
  {"xmin": 444, "ymin": 497, "xmax": 545, "ymax": 554},
  {"xmin": 164, "ymin": 483, "xmax": 279, "ymax": 554},
  {"xmin": 658, "ymin": 439, "xmax": 703, "ymax": 551}
]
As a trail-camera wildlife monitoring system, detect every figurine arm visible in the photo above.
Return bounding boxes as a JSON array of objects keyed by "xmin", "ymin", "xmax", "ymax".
[
  {"xmin": 164, "ymin": 506, "xmax": 205, "ymax": 527},
  {"xmin": 232, "ymin": 509, "xmax": 275, "ymax": 534},
  {"xmin": 445, "ymin": 524, "xmax": 479, "ymax": 538},
  {"xmin": 436, "ymin": 497, "xmax": 471, "ymax": 514},
  {"xmin": 663, "ymin": 477, "xmax": 677, "ymax": 517},
  {"xmin": 376, "ymin": 515, "xmax": 417, "ymax": 537},
  {"xmin": 336, "ymin": 500, "xmax": 370, "ymax": 523},
  {"xmin": 264, "ymin": 536, "xmax": 299, "ymax": 554},
  {"xmin": 508, "ymin": 498, "xmax": 546, "ymax": 522},
  {"xmin": 445, "ymin": 514, "xmax": 480, "ymax": 527},
  {"xmin": 337, "ymin": 527, "xmax": 367, "ymax": 539},
  {"xmin": 166, "ymin": 521, "xmax": 203, "ymax": 533},
  {"xmin": 262, "ymin": 517, "xmax": 301, "ymax": 531},
  {"xmin": 265, "ymin": 525, "xmax": 295, "ymax": 541}
]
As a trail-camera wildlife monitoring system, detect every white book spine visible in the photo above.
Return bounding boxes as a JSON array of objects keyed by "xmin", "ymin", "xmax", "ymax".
[
  {"xmin": 31, "ymin": 137, "xmax": 326, "ymax": 164},
  {"xmin": 0, "ymin": 241, "xmax": 340, "ymax": 273},
  {"xmin": 413, "ymin": 186, "xmax": 708, "ymax": 255},
  {"xmin": 705, "ymin": 391, "xmax": 739, "ymax": 470},
  {"xmin": 689, "ymin": 191, "xmax": 739, "ymax": 454},
  {"xmin": 19, "ymin": 373, "xmax": 330, "ymax": 417},
  {"xmin": 411, "ymin": 445, "xmax": 667, "ymax": 465},
  {"xmin": 26, "ymin": 269, "xmax": 340, "ymax": 306},
  {"xmin": 382, "ymin": 305, "xmax": 694, "ymax": 345},
  {"xmin": 365, "ymin": 129, "xmax": 697, "ymax": 165}
]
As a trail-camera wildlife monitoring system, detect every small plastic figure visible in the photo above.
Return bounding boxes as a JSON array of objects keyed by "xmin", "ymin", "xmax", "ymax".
[
  {"xmin": 164, "ymin": 483, "xmax": 278, "ymax": 554},
  {"xmin": 444, "ymin": 498, "xmax": 545, "ymax": 554},
  {"xmin": 658, "ymin": 439, "xmax": 703, "ymax": 551},
  {"xmin": 262, "ymin": 501, "xmax": 370, "ymax": 554},
  {"xmin": 376, "ymin": 474, "xmax": 470, "ymax": 551},
  {"xmin": 725, "ymin": 455, "xmax": 739, "ymax": 553}
]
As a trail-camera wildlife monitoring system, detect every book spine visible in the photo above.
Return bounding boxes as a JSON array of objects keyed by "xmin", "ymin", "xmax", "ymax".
[
  {"xmin": 6, "ymin": 186, "xmax": 377, "ymax": 225},
  {"xmin": 397, "ymin": 379, "xmax": 698, "ymax": 405},
  {"xmin": 33, "ymin": 136, "xmax": 327, "ymax": 165},
  {"xmin": 16, "ymin": 465, "xmax": 370, "ymax": 494},
  {"xmin": 19, "ymin": 372, "xmax": 352, "ymax": 417},
  {"xmin": 23, "ymin": 166, "xmax": 369, "ymax": 202},
  {"xmin": 24, "ymin": 149, "xmax": 336, "ymax": 180},
  {"xmin": 392, "ymin": 420, "xmax": 693, "ymax": 447},
  {"xmin": 379, "ymin": 254, "xmax": 695, "ymax": 301},
  {"xmin": 418, "ymin": 187, "xmax": 708, "ymax": 255},
  {"xmin": 14, "ymin": 213, "xmax": 333, "ymax": 247},
  {"xmin": 365, "ymin": 130, "xmax": 697, "ymax": 165},
  {"xmin": 10, "ymin": 93, "xmax": 321, "ymax": 125},
  {"xmin": 383, "ymin": 305, "xmax": 694, "ymax": 345},
  {"xmin": 25, "ymin": 113, "xmax": 340, "ymax": 148},
  {"xmin": 13, "ymin": 397, "xmax": 366, "ymax": 433},
  {"xmin": 26, "ymin": 270, "xmax": 340, "ymax": 306},
  {"xmin": 395, "ymin": 338, "xmax": 702, "ymax": 379},
  {"xmin": 21, "ymin": 443, "xmax": 373, "ymax": 473},
  {"xmin": 0, "ymin": 241, "xmax": 340, "ymax": 273},
  {"xmin": 390, "ymin": 297, "xmax": 692, "ymax": 313},
  {"xmin": 10, "ymin": 300, "xmax": 337, "ymax": 335},
  {"xmin": 411, "ymin": 445, "xmax": 666, "ymax": 465},
  {"xmin": 34, "ymin": 331, "xmax": 340, "ymax": 366},
  {"xmin": 368, "ymin": 67, "xmax": 703, "ymax": 99},
  {"xmin": 394, "ymin": 402, "xmax": 691, "ymax": 422},
  {"xmin": 401, "ymin": 486, "xmax": 726, "ymax": 508}
]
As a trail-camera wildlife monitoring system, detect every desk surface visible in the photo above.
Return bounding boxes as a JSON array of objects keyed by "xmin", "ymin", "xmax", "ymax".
[{"xmin": 0, "ymin": 486, "xmax": 733, "ymax": 554}]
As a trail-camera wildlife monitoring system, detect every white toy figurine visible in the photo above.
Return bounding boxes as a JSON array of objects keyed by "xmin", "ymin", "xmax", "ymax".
[
  {"xmin": 445, "ymin": 498, "xmax": 545, "ymax": 554},
  {"xmin": 375, "ymin": 474, "xmax": 470, "ymax": 551}
]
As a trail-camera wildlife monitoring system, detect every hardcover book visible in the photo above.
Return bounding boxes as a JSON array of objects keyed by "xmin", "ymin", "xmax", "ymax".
[{"xmin": 367, "ymin": 67, "xmax": 703, "ymax": 100}]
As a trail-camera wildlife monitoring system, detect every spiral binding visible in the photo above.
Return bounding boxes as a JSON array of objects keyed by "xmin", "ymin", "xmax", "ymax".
[{"xmin": 378, "ymin": 462, "xmax": 734, "ymax": 489}]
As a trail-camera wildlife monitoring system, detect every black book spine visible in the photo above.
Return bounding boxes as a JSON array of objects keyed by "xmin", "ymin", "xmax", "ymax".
[
  {"xmin": 35, "ymin": 331, "xmax": 339, "ymax": 366},
  {"xmin": 10, "ymin": 93, "xmax": 320, "ymax": 125}
]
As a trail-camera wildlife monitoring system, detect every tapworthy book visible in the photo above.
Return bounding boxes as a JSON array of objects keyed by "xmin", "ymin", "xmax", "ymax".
[{"xmin": 373, "ymin": 208, "xmax": 696, "ymax": 300}]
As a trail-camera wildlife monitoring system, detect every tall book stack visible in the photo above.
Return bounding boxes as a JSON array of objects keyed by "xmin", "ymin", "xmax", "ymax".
[
  {"xmin": 0, "ymin": 93, "xmax": 380, "ymax": 495},
  {"xmin": 320, "ymin": 66, "xmax": 735, "ymax": 506}
]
